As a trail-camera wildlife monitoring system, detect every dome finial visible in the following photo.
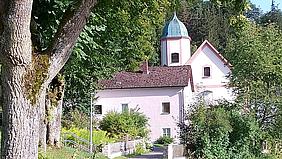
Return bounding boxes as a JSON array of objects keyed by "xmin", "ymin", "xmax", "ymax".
[
  {"xmin": 161, "ymin": 12, "xmax": 189, "ymax": 38},
  {"xmin": 173, "ymin": 11, "xmax": 177, "ymax": 18}
]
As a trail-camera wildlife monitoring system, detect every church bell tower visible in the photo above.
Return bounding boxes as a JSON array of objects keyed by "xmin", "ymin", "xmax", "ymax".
[{"xmin": 161, "ymin": 12, "xmax": 191, "ymax": 66}]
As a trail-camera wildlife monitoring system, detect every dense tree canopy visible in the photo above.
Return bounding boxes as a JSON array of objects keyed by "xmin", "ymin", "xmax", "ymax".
[
  {"xmin": 225, "ymin": 22, "xmax": 282, "ymax": 138},
  {"xmin": 63, "ymin": 0, "xmax": 172, "ymax": 111}
]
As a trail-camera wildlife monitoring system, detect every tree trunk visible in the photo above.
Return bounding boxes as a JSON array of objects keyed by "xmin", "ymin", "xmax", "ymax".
[
  {"xmin": 38, "ymin": 88, "xmax": 47, "ymax": 152},
  {"xmin": 0, "ymin": 1, "xmax": 39, "ymax": 158},
  {"xmin": 0, "ymin": 0, "xmax": 97, "ymax": 158},
  {"xmin": 46, "ymin": 76, "xmax": 65, "ymax": 147},
  {"xmin": 1, "ymin": 66, "xmax": 40, "ymax": 159}
]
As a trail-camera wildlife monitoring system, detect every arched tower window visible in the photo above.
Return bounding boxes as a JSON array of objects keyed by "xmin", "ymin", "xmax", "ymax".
[{"xmin": 171, "ymin": 53, "xmax": 179, "ymax": 63}]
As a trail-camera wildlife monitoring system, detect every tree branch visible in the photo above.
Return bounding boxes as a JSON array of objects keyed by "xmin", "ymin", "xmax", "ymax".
[{"xmin": 46, "ymin": 0, "xmax": 97, "ymax": 83}]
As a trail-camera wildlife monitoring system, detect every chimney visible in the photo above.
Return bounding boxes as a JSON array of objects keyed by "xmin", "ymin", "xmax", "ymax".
[{"xmin": 141, "ymin": 60, "xmax": 149, "ymax": 74}]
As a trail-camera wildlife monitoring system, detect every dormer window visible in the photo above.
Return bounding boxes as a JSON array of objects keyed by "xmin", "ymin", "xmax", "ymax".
[
  {"xmin": 203, "ymin": 66, "xmax": 211, "ymax": 77},
  {"xmin": 171, "ymin": 53, "xmax": 179, "ymax": 63}
]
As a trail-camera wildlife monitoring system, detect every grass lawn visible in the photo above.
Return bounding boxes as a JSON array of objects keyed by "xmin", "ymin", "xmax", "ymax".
[
  {"xmin": 113, "ymin": 157, "xmax": 128, "ymax": 159},
  {"xmin": 39, "ymin": 147, "xmax": 108, "ymax": 159}
]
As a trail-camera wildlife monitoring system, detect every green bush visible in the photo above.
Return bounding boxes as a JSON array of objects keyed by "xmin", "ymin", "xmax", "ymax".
[
  {"xmin": 62, "ymin": 127, "xmax": 114, "ymax": 152},
  {"xmin": 135, "ymin": 143, "xmax": 147, "ymax": 155},
  {"xmin": 154, "ymin": 136, "xmax": 174, "ymax": 145},
  {"xmin": 179, "ymin": 102, "xmax": 264, "ymax": 159},
  {"xmin": 62, "ymin": 109, "xmax": 98, "ymax": 129},
  {"xmin": 99, "ymin": 109, "xmax": 149, "ymax": 140}
]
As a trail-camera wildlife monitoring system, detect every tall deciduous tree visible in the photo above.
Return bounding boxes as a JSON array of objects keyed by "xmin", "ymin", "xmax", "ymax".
[
  {"xmin": 0, "ymin": 0, "xmax": 97, "ymax": 158},
  {"xmin": 63, "ymin": 0, "xmax": 171, "ymax": 111},
  {"xmin": 225, "ymin": 22, "xmax": 282, "ymax": 138}
]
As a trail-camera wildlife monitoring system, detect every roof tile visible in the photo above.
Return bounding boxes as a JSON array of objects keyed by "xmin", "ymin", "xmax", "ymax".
[{"xmin": 99, "ymin": 65, "xmax": 194, "ymax": 90}]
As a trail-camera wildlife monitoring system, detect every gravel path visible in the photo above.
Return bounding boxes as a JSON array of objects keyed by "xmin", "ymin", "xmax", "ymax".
[
  {"xmin": 129, "ymin": 147, "xmax": 165, "ymax": 159},
  {"xmin": 129, "ymin": 151, "xmax": 164, "ymax": 159}
]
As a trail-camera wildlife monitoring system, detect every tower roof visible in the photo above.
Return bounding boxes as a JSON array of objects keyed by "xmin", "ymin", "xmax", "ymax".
[{"xmin": 161, "ymin": 12, "xmax": 189, "ymax": 39}]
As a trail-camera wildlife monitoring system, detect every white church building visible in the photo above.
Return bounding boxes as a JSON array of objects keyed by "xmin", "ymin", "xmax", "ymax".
[{"xmin": 94, "ymin": 13, "xmax": 233, "ymax": 142}]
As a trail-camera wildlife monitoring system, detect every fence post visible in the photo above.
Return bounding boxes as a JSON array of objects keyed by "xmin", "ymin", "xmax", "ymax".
[
  {"xmin": 167, "ymin": 144, "xmax": 173, "ymax": 159},
  {"xmin": 108, "ymin": 144, "xmax": 111, "ymax": 158}
]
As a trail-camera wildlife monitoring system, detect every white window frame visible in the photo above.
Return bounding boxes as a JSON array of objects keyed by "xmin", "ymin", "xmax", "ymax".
[{"xmin": 162, "ymin": 128, "xmax": 171, "ymax": 137}]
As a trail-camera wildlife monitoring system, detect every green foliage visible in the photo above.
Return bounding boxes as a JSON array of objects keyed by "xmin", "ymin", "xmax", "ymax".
[
  {"xmin": 179, "ymin": 103, "xmax": 263, "ymax": 159},
  {"xmin": 32, "ymin": 0, "xmax": 74, "ymax": 50},
  {"xmin": 38, "ymin": 146, "xmax": 106, "ymax": 159},
  {"xmin": 134, "ymin": 143, "xmax": 147, "ymax": 156},
  {"xmin": 62, "ymin": 109, "xmax": 96, "ymax": 129},
  {"xmin": 99, "ymin": 110, "xmax": 149, "ymax": 140},
  {"xmin": 154, "ymin": 136, "xmax": 174, "ymax": 145},
  {"xmin": 177, "ymin": 0, "xmax": 239, "ymax": 53},
  {"xmin": 63, "ymin": 0, "xmax": 172, "ymax": 112},
  {"xmin": 62, "ymin": 127, "xmax": 114, "ymax": 151},
  {"xmin": 225, "ymin": 22, "xmax": 282, "ymax": 138},
  {"xmin": 259, "ymin": 8, "xmax": 282, "ymax": 30}
]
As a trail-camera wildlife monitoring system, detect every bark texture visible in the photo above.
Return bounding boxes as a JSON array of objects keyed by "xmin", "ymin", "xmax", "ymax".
[
  {"xmin": 46, "ymin": 76, "xmax": 65, "ymax": 147},
  {"xmin": 0, "ymin": 1, "xmax": 38, "ymax": 158},
  {"xmin": 0, "ymin": 0, "xmax": 97, "ymax": 158},
  {"xmin": 38, "ymin": 88, "xmax": 47, "ymax": 152}
]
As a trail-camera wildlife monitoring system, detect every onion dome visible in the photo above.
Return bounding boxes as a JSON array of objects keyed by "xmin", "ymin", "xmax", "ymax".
[{"xmin": 161, "ymin": 12, "xmax": 189, "ymax": 38}]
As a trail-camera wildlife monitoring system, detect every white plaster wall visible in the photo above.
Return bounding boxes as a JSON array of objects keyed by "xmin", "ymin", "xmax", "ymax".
[
  {"xmin": 161, "ymin": 38, "xmax": 191, "ymax": 66},
  {"xmin": 190, "ymin": 46, "xmax": 233, "ymax": 101},
  {"xmin": 180, "ymin": 38, "xmax": 191, "ymax": 65},
  {"xmin": 161, "ymin": 40, "xmax": 167, "ymax": 66},
  {"xmin": 183, "ymin": 84, "xmax": 194, "ymax": 108},
  {"xmin": 95, "ymin": 87, "xmax": 191, "ymax": 142}
]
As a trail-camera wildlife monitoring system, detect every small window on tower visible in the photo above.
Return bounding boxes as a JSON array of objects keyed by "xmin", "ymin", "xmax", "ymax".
[
  {"xmin": 171, "ymin": 53, "xmax": 179, "ymax": 63},
  {"xmin": 203, "ymin": 67, "xmax": 211, "ymax": 77}
]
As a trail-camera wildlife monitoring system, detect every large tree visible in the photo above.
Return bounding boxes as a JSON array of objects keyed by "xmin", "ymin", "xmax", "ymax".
[
  {"xmin": 0, "ymin": 0, "xmax": 97, "ymax": 158},
  {"xmin": 63, "ymin": 0, "xmax": 171, "ymax": 112},
  {"xmin": 225, "ymin": 22, "xmax": 282, "ymax": 138}
]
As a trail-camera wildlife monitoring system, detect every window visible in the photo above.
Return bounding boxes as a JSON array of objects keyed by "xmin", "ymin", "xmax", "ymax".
[
  {"xmin": 203, "ymin": 67, "xmax": 211, "ymax": 77},
  {"xmin": 162, "ymin": 102, "xmax": 170, "ymax": 114},
  {"xmin": 122, "ymin": 104, "xmax": 129, "ymax": 112},
  {"xmin": 198, "ymin": 90, "xmax": 213, "ymax": 105},
  {"xmin": 171, "ymin": 53, "xmax": 179, "ymax": 63},
  {"xmin": 94, "ymin": 105, "xmax": 102, "ymax": 114},
  {"xmin": 162, "ymin": 128, "xmax": 171, "ymax": 137}
]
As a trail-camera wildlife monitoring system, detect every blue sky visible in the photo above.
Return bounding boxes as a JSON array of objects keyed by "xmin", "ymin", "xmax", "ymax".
[{"xmin": 250, "ymin": 0, "xmax": 281, "ymax": 12}]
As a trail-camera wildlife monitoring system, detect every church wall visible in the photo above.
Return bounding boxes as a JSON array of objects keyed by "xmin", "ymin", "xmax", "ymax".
[
  {"xmin": 190, "ymin": 45, "xmax": 233, "ymax": 101},
  {"xmin": 161, "ymin": 40, "xmax": 167, "ymax": 66},
  {"xmin": 180, "ymin": 38, "xmax": 191, "ymax": 65},
  {"xmin": 167, "ymin": 39, "xmax": 181, "ymax": 66}
]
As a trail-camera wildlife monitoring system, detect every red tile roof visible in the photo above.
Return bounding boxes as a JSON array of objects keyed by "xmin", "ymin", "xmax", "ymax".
[{"xmin": 99, "ymin": 65, "xmax": 194, "ymax": 91}]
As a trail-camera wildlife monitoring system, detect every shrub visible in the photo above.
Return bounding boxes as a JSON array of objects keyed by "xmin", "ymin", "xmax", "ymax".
[
  {"xmin": 154, "ymin": 136, "xmax": 174, "ymax": 145},
  {"xmin": 62, "ymin": 127, "xmax": 114, "ymax": 152},
  {"xmin": 179, "ymin": 102, "xmax": 264, "ymax": 159},
  {"xmin": 134, "ymin": 143, "xmax": 147, "ymax": 155},
  {"xmin": 99, "ymin": 109, "xmax": 149, "ymax": 140},
  {"xmin": 62, "ymin": 109, "xmax": 99, "ymax": 129}
]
